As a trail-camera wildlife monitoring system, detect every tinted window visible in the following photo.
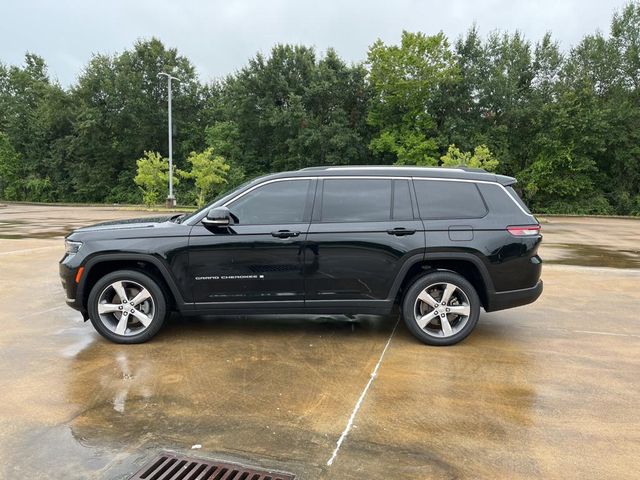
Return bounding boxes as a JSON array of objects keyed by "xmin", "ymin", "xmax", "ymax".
[
  {"xmin": 392, "ymin": 180, "xmax": 413, "ymax": 220},
  {"xmin": 321, "ymin": 179, "xmax": 391, "ymax": 222},
  {"xmin": 414, "ymin": 180, "xmax": 487, "ymax": 219},
  {"xmin": 506, "ymin": 186, "xmax": 532, "ymax": 214},
  {"xmin": 228, "ymin": 180, "xmax": 311, "ymax": 224}
]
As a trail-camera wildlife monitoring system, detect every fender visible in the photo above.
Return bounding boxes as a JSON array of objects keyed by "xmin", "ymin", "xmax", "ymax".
[
  {"xmin": 425, "ymin": 250, "xmax": 495, "ymax": 295},
  {"xmin": 77, "ymin": 253, "xmax": 188, "ymax": 309},
  {"xmin": 386, "ymin": 252, "xmax": 426, "ymax": 301},
  {"xmin": 387, "ymin": 250, "xmax": 495, "ymax": 301}
]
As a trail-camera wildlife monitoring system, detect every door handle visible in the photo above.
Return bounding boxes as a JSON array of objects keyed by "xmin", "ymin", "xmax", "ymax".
[
  {"xmin": 271, "ymin": 230, "xmax": 300, "ymax": 238},
  {"xmin": 386, "ymin": 227, "xmax": 416, "ymax": 236}
]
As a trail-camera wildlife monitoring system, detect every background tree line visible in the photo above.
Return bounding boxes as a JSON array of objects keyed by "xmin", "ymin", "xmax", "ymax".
[{"xmin": 1, "ymin": 2, "xmax": 639, "ymax": 214}]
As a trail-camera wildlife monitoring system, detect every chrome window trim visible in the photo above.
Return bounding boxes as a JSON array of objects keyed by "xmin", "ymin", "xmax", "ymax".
[
  {"xmin": 189, "ymin": 174, "xmax": 534, "ymax": 223},
  {"xmin": 323, "ymin": 166, "xmax": 465, "ymax": 172},
  {"xmin": 222, "ymin": 177, "xmax": 316, "ymax": 208}
]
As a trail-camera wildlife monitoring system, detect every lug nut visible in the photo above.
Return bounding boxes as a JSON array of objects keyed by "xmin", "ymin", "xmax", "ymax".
[
  {"xmin": 446, "ymin": 308, "xmax": 450, "ymax": 312},
  {"xmin": 118, "ymin": 306, "xmax": 123, "ymax": 310},
  {"xmin": 130, "ymin": 309, "xmax": 135, "ymax": 313}
]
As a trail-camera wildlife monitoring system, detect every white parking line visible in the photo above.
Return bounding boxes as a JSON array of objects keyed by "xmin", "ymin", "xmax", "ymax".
[
  {"xmin": 326, "ymin": 317, "xmax": 400, "ymax": 467},
  {"xmin": 483, "ymin": 321, "xmax": 640, "ymax": 339},
  {"xmin": 573, "ymin": 329, "xmax": 640, "ymax": 339},
  {"xmin": 0, "ymin": 246, "xmax": 59, "ymax": 256},
  {"xmin": 22, "ymin": 306, "xmax": 66, "ymax": 319}
]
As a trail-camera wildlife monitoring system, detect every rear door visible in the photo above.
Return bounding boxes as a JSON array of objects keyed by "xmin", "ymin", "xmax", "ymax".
[{"xmin": 304, "ymin": 177, "xmax": 425, "ymax": 305}]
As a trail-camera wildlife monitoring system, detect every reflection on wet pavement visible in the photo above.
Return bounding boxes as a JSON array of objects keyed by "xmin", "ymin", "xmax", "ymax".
[
  {"xmin": 1, "ymin": 205, "xmax": 639, "ymax": 479},
  {"xmin": 0, "ymin": 204, "xmax": 172, "ymax": 239},
  {"xmin": 539, "ymin": 216, "xmax": 640, "ymax": 268},
  {"xmin": 543, "ymin": 242, "xmax": 640, "ymax": 269}
]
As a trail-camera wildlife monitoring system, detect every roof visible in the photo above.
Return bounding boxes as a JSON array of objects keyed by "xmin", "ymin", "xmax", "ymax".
[{"xmin": 268, "ymin": 165, "xmax": 516, "ymax": 186}]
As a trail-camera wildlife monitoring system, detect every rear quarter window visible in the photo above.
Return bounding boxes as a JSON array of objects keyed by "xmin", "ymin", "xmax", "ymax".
[
  {"xmin": 506, "ymin": 186, "xmax": 532, "ymax": 214},
  {"xmin": 475, "ymin": 182, "xmax": 536, "ymax": 222},
  {"xmin": 414, "ymin": 180, "xmax": 487, "ymax": 219}
]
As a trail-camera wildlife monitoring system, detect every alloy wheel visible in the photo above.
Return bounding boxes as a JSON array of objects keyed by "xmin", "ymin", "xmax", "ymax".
[
  {"xmin": 96, "ymin": 280, "xmax": 155, "ymax": 336},
  {"xmin": 413, "ymin": 282, "xmax": 471, "ymax": 338}
]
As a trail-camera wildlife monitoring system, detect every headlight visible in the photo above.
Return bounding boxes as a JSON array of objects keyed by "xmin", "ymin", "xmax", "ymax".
[{"xmin": 65, "ymin": 240, "xmax": 83, "ymax": 256}]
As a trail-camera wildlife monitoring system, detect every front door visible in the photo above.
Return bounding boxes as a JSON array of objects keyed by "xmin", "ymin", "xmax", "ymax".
[{"xmin": 188, "ymin": 178, "xmax": 315, "ymax": 307}]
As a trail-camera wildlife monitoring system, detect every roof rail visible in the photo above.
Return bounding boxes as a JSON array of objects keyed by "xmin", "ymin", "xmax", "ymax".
[
  {"xmin": 455, "ymin": 166, "xmax": 488, "ymax": 173},
  {"xmin": 298, "ymin": 165, "xmax": 489, "ymax": 173}
]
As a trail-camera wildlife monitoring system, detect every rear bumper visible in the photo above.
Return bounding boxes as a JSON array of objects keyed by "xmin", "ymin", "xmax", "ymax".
[{"xmin": 485, "ymin": 280, "xmax": 543, "ymax": 312}]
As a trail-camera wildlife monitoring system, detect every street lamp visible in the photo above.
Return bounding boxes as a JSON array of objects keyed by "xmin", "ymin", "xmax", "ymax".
[{"xmin": 158, "ymin": 72, "xmax": 180, "ymax": 208}]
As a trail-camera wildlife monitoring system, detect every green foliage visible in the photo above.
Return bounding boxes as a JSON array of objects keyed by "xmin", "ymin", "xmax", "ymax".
[
  {"xmin": 180, "ymin": 148, "xmax": 230, "ymax": 206},
  {"xmin": 208, "ymin": 46, "xmax": 372, "ymax": 175},
  {"xmin": 520, "ymin": 149, "xmax": 610, "ymax": 214},
  {"xmin": 367, "ymin": 31, "xmax": 458, "ymax": 165},
  {"xmin": 133, "ymin": 151, "xmax": 180, "ymax": 206},
  {"xmin": 440, "ymin": 144, "xmax": 499, "ymax": 171},
  {"xmin": 0, "ymin": 132, "xmax": 21, "ymax": 199},
  {"xmin": 1, "ymin": 2, "xmax": 640, "ymax": 215}
]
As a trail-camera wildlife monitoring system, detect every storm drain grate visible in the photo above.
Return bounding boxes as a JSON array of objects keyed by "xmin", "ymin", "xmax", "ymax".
[{"xmin": 128, "ymin": 452, "xmax": 296, "ymax": 480}]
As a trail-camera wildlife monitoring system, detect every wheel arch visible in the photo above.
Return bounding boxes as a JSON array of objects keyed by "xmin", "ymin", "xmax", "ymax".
[
  {"xmin": 78, "ymin": 254, "xmax": 186, "ymax": 312},
  {"xmin": 392, "ymin": 252, "xmax": 493, "ymax": 309}
]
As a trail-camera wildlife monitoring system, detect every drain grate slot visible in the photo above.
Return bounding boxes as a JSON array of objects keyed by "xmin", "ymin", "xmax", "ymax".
[{"xmin": 129, "ymin": 452, "xmax": 295, "ymax": 480}]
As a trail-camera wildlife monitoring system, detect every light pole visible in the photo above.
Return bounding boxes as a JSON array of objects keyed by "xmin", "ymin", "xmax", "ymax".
[{"xmin": 158, "ymin": 72, "xmax": 180, "ymax": 208}]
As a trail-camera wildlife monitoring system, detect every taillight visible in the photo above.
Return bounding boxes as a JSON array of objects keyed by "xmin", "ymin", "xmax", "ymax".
[{"xmin": 507, "ymin": 225, "xmax": 541, "ymax": 236}]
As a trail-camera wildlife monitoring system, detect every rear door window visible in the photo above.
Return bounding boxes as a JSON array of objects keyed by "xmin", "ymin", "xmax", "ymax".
[
  {"xmin": 320, "ymin": 179, "xmax": 392, "ymax": 222},
  {"xmin": 414, "ymin": 180, "xmax": 487, "ymax": 219}
]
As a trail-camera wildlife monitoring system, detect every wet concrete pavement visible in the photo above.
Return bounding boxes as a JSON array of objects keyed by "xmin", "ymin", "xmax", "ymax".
[{"xmin": 0, "ymin": 204, "xmax": 639, "ymax": 479}]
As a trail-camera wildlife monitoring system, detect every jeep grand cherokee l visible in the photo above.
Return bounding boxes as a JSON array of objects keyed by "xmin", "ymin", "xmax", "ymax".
[{"xmin": 60, "ymin": 166, "xmax": 543, "ymax": 345}]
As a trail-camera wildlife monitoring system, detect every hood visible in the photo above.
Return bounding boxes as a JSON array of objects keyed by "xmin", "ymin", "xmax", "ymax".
[{"xmin": 74, "ymin": 215, "xmax": 175, "ymax": 233}]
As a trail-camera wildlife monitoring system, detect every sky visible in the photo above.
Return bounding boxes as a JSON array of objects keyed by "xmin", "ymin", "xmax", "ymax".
[{"xmin": 0, "ymin": 0, "xmax": 630, "ymax": 86}]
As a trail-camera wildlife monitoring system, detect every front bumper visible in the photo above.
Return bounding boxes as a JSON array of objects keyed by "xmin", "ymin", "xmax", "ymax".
[
  {"xmin": 59, "ymin": 261, "xmax": 83, "ymax": 312},
  {"xmin": 485, "ymin": 280, "xmax": 543, "ymax": 312}
]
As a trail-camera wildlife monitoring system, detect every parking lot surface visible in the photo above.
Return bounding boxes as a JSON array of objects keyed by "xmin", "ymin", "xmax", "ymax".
[{"xmin": 1, "ymin": 204, "xmax": 639, "ymax": 479}]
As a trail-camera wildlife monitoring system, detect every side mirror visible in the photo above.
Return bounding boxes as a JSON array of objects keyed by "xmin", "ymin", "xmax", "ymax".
[{"xmin": 202, "ymin": 206, "xmax": 233, "ymax": 227}]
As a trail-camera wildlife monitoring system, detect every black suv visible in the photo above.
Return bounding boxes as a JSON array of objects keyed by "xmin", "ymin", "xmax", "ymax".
[{"xmin": 60, "ymin": 166, "xmax": 542, "ymax": 345}]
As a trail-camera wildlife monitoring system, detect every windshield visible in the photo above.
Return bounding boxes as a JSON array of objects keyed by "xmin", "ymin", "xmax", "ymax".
[{"xmin": 180, "ymin": 176, "xmax": 261, "ymax": 223}]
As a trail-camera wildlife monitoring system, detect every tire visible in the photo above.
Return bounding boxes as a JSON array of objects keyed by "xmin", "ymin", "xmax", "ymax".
[
  {"xmin": 87, "ymin": 269, "xmax": 168, "ymax": 344},
  {"xmin": 402, "ymin": 271, "xmax": 480, "ymax": 346}
]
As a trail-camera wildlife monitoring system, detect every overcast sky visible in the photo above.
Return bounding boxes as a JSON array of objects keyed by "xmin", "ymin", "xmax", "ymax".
[{"xmin": 0, "ymin": 0, "xmax": 629, "ymax": 86}]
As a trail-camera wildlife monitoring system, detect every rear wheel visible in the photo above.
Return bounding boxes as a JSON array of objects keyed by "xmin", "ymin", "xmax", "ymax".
[
  {"xmin": 87, "ymin": 270, "xmax": 167, "ymax": 344},
  {"xmin": 402, "ymin": 271, "xmax": 480, "ymax": 346}
]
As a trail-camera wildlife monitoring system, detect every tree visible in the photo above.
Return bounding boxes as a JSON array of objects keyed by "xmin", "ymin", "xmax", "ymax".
[
  {"xmin": 211, "ymin": 45, "xmax": 372, "ymax": 175},
  {"xmin": 440, "ymin": 144, "xmax": 499, "ymax": 171},
  {"xmin": 0, "ymin": 2, "xmax": 639, "ymax": 215},
  {"xmin": 0, "ymin": 54, "xmax": 72, "ymax": 201},
  {"xmin": 367, "ymin": 31, "xmax": 459, "ymax": 166},
  {"xmin": 133, "ymin": 151, "xmax": 180, "ymax": 206},
  {"xmin": 181, "ymin": 148, "xmax": 230, "ymax": 206},
  {"xmin": 520, "ymin": 88, "xmax": 611, "ymax": 214},
  {"xmin": 0, "ymin": 132, "xmax": 21, "ymax": 199},
  {"xmin": 67, "ymin": 38, "xmax": 210, "ymax": 203}
]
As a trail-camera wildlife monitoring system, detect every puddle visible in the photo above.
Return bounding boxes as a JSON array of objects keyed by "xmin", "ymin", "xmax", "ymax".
[{"xmin": 544, "ymin": 243, "xmax": 640, "ymax": 269}]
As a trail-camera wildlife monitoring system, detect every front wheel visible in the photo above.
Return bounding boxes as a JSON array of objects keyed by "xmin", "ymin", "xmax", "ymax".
[
  {"xmin": 402, "ymin": 271, "xmax": 480, "ymax": 346},
  {"xmin": 87, "ymin": 270, "xmax": 168, "ymax": 344}
]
